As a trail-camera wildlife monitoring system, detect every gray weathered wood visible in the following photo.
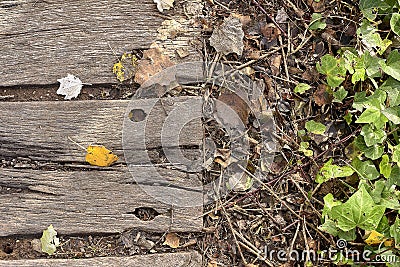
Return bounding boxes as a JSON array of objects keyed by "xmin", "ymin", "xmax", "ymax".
[
  {"xmin": 0, "ymin": 251, "xmax": 202, "ymax": 267},
  {"xmin": 0, "ymin": 168, "xmax": 203, "ymax": 236},
  {"xmin": 0, "ymin": 97, "xmax": 203, "ymax": 163},
  {"xmin": 0, "ymin": 0, "xmax": 161, "ymax": 85},
  {"xmin": 0, "ymin": 97, "xmax": 204, "ymax": 236}
]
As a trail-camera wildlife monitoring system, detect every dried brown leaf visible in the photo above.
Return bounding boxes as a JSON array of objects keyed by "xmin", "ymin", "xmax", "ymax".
[
  {"xmin": 270, "ymin": 55, "xmax": 282, "ymax": 76},
  {"xmin": 218, "ymin": 90, "xmax": 250, "ymax": 124},
  {"xmin": 260, "ymin": 23, "xmax": 281, "ymax": 42},
  {"xmin": 313, "ymin": 84, "xmax": 332, "ymax": 106},
  {"xmin": 134, "ymin": 47, "xmax": 174, "ymax": 85},
  {"xmin": 163, "ymin": 233, "xmax": 180, "ymax": 248},
  {"xmin": 210, "ymin": 15, "xmax": 244, "ymax": 56}
]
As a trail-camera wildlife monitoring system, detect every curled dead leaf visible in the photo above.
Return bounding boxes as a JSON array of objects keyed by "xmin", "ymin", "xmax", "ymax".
[
  {"xmin": 210, "ymin": 15, "xmax": 244, "ymax": 56},
  {"xmin": 163, "ymin": 233, "xmax": 180, "ymax": 248},
  {"xmin": 157, "ymin": 19, "xmax": 183, "ymax": 41},
  {"xmin": 270, "ymin": 54, "xmax": 282, "ymax": 76},
  {"xmin": 134, "ymin": 47, "xmax": 174, "ymax": 85},
  {"xmin": 153, "ymin": 0, "xmax": 174, "ymax": 12},
  {"xmin": 313, "ymin": 84, "xmax": 332, "ymax": 106},
  {"xmin": 260, "ymin": 23, "xmax": 281, "ymax": 42},
  {"xmin": 218, "ymin": 90, "xmax": 250, "ymax": 124}
]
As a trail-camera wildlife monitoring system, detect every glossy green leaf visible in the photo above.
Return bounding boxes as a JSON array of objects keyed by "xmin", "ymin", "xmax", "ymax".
[
  {"xmin": 380, "ymin": 77, "xmax": 400, "ymax": 107},
  {"xmin": 330, "ymin": 185, "xmax": 386, "ymax": 231},
  {"xmin": 370, "ymin": 180, "xmax": 400, "ymax": 210},
  {"xmin": 382, "ymin": 107, "xmax": 400, "ymax": 124},
  {"xmin": 390, "ymin": 217, "xmax": 400, "ymax": 248},
  {"xmin": 309, "ymin": 13, "xmax": 327, "ymax": 30},
  {"xmin": 352, "ymin": 157, "xmax": 380, "ymax": 180},
  {"xmin": 391, "ymin": 13, "xmax": 400, "ymax": 36},
  {"xmin": 316, "ymin": 159, "xmax": 355, "ymax": 184},
  {"xmin": 333, "ymin": 87, "xmax": 348, "ymax": 102},
  {"xmin": 360, "ymin": 124, "xmax": 387, "ymax": 146},
  {"xmin": 305, "ymin": 120, "xmax": 326, "ymax": 135},
  {"xmin": 294, "ymin": 83, "xmax": 311, "ymax": 94},
  {"xmin": 379, "ymin": 155, "xmax": 392, "ymax": 178},
  {"xmin": 316, "ymin": 55, "xmax": 346, "ymax": 88},
  {"xmin": 380, "ymin": 50, "xmax": 400, "ymax": 81}
]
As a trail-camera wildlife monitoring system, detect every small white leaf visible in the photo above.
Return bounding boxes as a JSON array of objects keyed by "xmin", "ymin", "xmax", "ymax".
[
  {"xmin": 153, "ymin": 0, "xmax": 174, "ymax": 12},
  {"xmin": 56, "ymin": 74, "xmax": 83, "ymax": 100}
]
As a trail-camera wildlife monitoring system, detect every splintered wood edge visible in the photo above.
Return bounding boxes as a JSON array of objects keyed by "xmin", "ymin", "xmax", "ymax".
[
  {"xmin": 0, "ymin": 251, "xmax": 202, "ymax": 267},
  {"xmin": 0, "ymin": 97, "xmax": 204, "ymax": 164},
  {"xmin": 0, "ymin": 168, "xmax": 203, "ymax": 236}
]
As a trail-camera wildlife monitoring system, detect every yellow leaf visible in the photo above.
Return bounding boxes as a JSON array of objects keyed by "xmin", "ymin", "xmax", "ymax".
[
  {"xmin": 163, "ymin": 232, "xmax": 180, "ymax": 248},
  {"xmin": 85, "ymin": 145, "xmax": 118, "ymax": 167},
  {"xmin": 365, "ymin": 230, "xmax": 386, "ymax": 246},
  {"xmin": 112, "ymin": 53, "xmax": 137, "ymax": 82}
]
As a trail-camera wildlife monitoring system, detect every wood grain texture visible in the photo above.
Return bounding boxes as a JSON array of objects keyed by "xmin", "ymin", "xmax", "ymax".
[
  {"xmin": 0, "ymin": 168, "xmax": 203, "ymax": 236},
  {"xmin": 0, "ymin": 251, "xmax": 202, "ymax": 267},
  {"xmin": 0, "ymin": 97, "xmax": 203, "ymax": 163},
  {"xmin": 0, "ymin": 97, "xmax": 204, "ymax": 236},
  {"xmin": 0, "ymin": 0, "xmax": 162, "ymax": 86}
]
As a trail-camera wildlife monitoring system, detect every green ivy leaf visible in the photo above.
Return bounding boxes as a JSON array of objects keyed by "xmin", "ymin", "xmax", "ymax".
[
  {"xmin": 370, "ymin": 180, "xmax": 400, "ymax": 210},
  {"xmin": 357, "ymin": 20, "xmax": 392, "ymax": 54},
  {"xmin": 316, "ymin": 55, "xmax": 346, "ymax": 88},
  {"xmin": 379, "ymin": 155, "xmax": 392, "ymax": 178},
  {"xmin": 333, "ymin": 87, "xmax": 348, "ymax": 102},
  {"xmin": 330, "ymin": 185, "xmax": 386, "ymax": 231},
  {"xmin": 309, "ymin": 13, "xmax": 327, "ymax": 30},
  {"xmin": 390, "ymin": 217, "xmax": 400, "ymax": 249},
  {"xmin": 382, "ymin": 106, "xmax": 400, "ymax": 124},
  {"xmin": 379, "ymin": 49, "xmax": 400, "ymax": 81},
  {"xmin": 319, "ymin": 218, "xmax": 338, "ymax": 236},
  {"xmin": 380, "ymin": 77, "xmax": 400, "ymax": 107},
  {"xmin": 355, "ymin": 107, "xmax": 381, "ymax": 124},
  {"xmin": 390, "ymin": 13, "xmax": 400, "ymax": 36},
  {"xmin": 392, "ymin": 144, "xmax": 400, "ymax": 166},
  {"xmin": 40, "ymin": 225, "xmax": 60, "ymax": 255},
  {"xmin": 360, "ymin": 124, "xmax": 387, "ymax": 146},
  {"xmin": 351, "ymin": 157, "xmax": 380, "ymax": 180},
  {"xmin": 299, "ymin": 141, "xmax": 313, "ymax": 157},
  {"xmin": 344, "ymin": 113, "xmax": 353, "ymax": 125},
  {"xmin": 294, "ymin": 83, "xmax": 311, "ymax": 94},
  {"xmin": 322, "ymin": 193, "xmax": 342, "ymax": 218},
  {"xmin": 305, "ymin": 120, "xmax": 326, "ymax": 135},
  {"xmin": 316, "ymin": 159, "xmax": 355, "ymax": 184},
  {"xmin": 359, "ymin": 0, "xmax": 395, "ymax": 11},
  {"xmin": 355, "ymin": 135, "xmax": 384, "ymax": 160}
]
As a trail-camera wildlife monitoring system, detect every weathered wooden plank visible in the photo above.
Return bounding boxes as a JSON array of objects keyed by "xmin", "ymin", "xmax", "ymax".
[
  {"xmin": 0, "ymin": 251, "xmax": 202, "ymax": 267},
  {"xmin": 0, "ymin": 0, "xmax": 162, "ymax": 86},
  {"xmin": 0, "ymin": 97, "xmax": 203, "ymax": 163},
  {"xmin": 0, "ymin": 167, "xmax": 203, "ymax": 236}
]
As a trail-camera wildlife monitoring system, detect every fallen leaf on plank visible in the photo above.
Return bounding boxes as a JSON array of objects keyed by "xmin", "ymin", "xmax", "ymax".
[
  {"xmin": 153, "ymin": 0, "xmax": 174, "ymax": 12},
  {"xmin": 134, "ymin": 46, "xmax": 174, "ymax": 85},
  {"xmin": 113, "ymin": 53, "xmax": 138, "ymax": 82},
  {"xmin": 56, "ymin": 74, "xmax": 84, "ymax": 100},
  {"xmin": 85, "ymin": 145, "xmax": 119, "ymax": 167}
]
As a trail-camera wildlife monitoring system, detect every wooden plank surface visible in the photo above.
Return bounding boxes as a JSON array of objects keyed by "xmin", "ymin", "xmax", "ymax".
[
  {"xmin": 0, "ymin": 251, "xmax": 202, "ymax": 267},
  {"xmin": 0, "ymin": 0, "xmax": 162, "ymax": 86},
  {"xmin": 0, "ymin": 97, "xmax": 204, "ymax": 236},
  {"xmin": 0, "ymin": 97, "xmax": 203, "ymax": 163},
  {"xmin": 0, "ymin": 168, "xmax": 203, "ymax": 236}
]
